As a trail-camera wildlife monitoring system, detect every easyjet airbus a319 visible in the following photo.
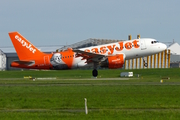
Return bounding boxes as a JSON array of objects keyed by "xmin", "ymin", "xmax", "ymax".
[{"xmin": 9, "ymin": 32, "xmax": 167, "ymax": 77}]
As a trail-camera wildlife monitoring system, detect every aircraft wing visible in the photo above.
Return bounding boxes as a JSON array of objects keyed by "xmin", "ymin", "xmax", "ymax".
[
  {"xmin": 13, "ymin": 60, "xmax": 35, "ymax": 66},
  {"xmin": 73, "ymin": 49, "xmax": 106, "ymax": 63}
]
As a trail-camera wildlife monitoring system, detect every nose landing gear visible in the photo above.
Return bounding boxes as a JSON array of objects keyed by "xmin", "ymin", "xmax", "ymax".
[
  {"xmin": 144, "ymin": 62, "xmax": 148, "ymax": 67},
  {"xmin": 143, "ymin": 57, "xmax": 148, "ymax": 67}
]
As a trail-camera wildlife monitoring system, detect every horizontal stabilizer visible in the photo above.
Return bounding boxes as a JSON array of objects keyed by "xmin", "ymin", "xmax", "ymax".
[{"xmin": 13, "ymin": 60, "xmax": 35, "ymax": 66}]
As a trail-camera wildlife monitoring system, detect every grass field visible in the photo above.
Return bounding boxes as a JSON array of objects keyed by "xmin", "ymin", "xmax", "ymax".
[{"xmin": 0, "ymin": 68, "xmax": 180, "ymax": 119}]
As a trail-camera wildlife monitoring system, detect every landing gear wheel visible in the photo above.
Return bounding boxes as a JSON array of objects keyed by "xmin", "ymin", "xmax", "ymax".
[
  {"xmin": 144, "ymin": 63, "xmax": 148, "ymax": 67},
  {"xmin": 92, "ymin": 69, "xmax": 98, "ymax": 77},
  {"xmin": 143, "ymin": 58, "xmax": 148, "ymax": 67}
]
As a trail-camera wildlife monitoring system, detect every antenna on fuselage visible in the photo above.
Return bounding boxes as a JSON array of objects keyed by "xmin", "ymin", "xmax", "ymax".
[{"xmin": 137, "ymin": 34, "xmax": 140, "ymax": 39}]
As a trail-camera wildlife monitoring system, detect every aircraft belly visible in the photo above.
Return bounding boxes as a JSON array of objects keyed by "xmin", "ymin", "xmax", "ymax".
[
  {"xmin": 53, "ymin": 64, "xmax": 69, "ymax": 70},
  {"xmin": 50, "ymin": 58, "xmax": 69, "ymax": 70},
  {"xmin": 52, "ymin": 58, "xmax": 88, "ymax": 70},
  {"xmin": 124, "ymin": 48, "xmax": 152, "ymax": 60}
]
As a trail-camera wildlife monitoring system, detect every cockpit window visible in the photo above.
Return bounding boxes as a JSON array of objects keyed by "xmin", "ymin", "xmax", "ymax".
[{"xmin": 151, "ymin": 41, "xmax": 159, "ymax": 44}]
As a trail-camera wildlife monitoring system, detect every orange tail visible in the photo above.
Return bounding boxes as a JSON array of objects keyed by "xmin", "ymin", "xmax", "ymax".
[{"xmin": 9, "ymin": 32, "xmax": 45, "ymax": 60}]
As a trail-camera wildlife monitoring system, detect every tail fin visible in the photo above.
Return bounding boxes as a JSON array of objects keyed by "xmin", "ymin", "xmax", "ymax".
[{"xmin": 9, "ymin": 32, "xmax": 45, "ymax": 60}]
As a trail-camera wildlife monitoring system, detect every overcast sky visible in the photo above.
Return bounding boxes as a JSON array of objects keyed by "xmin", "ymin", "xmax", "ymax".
[{"xmin": 1, "ymin": 0, "xmax": 180, "ymax": 47}]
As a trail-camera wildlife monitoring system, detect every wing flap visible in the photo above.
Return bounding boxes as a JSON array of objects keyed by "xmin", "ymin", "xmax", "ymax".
[{"xmin": 73, "ymin": 49, "xmax": 105, "ymax": 63}]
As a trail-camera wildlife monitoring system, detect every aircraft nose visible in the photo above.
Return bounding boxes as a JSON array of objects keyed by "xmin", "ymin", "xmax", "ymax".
[
  {"xmin": 157, "ymin": 43, "xmax": 167, "ymax": 52},
  {"xmin": 161, "ymin": 43, "xmax": 167, "ymax": 50}
]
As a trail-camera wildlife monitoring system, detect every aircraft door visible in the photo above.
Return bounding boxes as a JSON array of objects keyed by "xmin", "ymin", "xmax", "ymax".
[
  {"xmin": 44, "ymin": 56, "xmax": 50, "ymax": 65},
  {"xmin": 141, "ymin": 39, "xmax": 147, "ymax": 50}
]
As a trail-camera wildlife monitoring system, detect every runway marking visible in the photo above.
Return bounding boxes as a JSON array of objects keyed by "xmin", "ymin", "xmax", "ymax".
[
  {"xmin": 0, "ymin": 78, "xmax": 131, "ymax": 80},
  {"xmin": 1, "ymin": 82, "xmax": 180, "ymax": 86}
]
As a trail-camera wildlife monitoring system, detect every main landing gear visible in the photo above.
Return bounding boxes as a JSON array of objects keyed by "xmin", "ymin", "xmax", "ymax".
[
  {"xmin": 92, "ymin": 62, "xmax": 98, "ymax": 77},
  {"xmin": 92, "ymin": 69, "xmax": 98, "ymax": 77}
]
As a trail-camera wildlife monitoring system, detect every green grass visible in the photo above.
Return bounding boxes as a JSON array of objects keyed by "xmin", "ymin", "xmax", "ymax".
[
  {"xmin": 0, "ymin": 68, "xmax": 180, "ymax": 119},
  {"xmin": 0, "ymin": 68, "xmax": 180, "ymax": 79}
]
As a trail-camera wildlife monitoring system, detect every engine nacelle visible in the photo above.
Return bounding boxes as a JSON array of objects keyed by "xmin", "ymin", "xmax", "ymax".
[{"xmin": 101, "ymin": 54, "xmax": 125, "ymax": 69}]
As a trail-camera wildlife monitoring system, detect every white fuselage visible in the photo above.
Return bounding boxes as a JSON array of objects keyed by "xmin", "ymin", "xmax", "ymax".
[
  {"xmin": 69, "ymin": 38, "xmax": 167, "ymax": 68},
  {"xmin": 50, "ymin": 38, "xmax": 167, "ymax": 69}
]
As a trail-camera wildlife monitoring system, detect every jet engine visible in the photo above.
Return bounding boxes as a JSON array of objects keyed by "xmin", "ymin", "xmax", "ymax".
[{"xmin": 100, "ymin": 54, "xmax": 125, "ymax": 69}]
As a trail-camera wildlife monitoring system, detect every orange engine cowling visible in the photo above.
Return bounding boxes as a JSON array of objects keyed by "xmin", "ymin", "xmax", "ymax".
[{"xmin": 101, "ymin": 54, "xmax": 125, "ymax": 69}]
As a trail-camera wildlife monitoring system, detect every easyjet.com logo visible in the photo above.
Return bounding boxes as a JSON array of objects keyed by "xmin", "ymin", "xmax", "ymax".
[{"xmin": 15, "ymin": 35, "xmax": 36, "ymax": 54}]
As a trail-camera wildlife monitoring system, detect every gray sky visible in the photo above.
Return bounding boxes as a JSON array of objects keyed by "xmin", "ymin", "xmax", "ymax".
[{"xmin": 1, "ymin": 0, "xmax": 180, "ymax": 47}]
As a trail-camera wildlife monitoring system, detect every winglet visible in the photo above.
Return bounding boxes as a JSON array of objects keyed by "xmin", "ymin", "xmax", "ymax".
[{"xmin": 8, "ymin": 32, "xmax": 45, "ymax": 60}]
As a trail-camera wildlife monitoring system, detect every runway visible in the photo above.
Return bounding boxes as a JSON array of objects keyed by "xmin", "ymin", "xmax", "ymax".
[{"xmin": 0, "ymin": 78, "xmax": 180, "ymax": 86}]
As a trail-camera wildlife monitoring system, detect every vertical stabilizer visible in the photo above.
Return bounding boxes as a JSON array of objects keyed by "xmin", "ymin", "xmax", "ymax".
[{"xmin": 9, "ymin": 32, "xmax": 45, "ymax": 60}]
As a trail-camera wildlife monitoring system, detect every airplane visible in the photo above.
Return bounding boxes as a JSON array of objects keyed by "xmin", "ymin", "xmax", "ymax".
[{"xmin": 8, "ymin": 31, "xmax": 167, "ymax": 77}]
